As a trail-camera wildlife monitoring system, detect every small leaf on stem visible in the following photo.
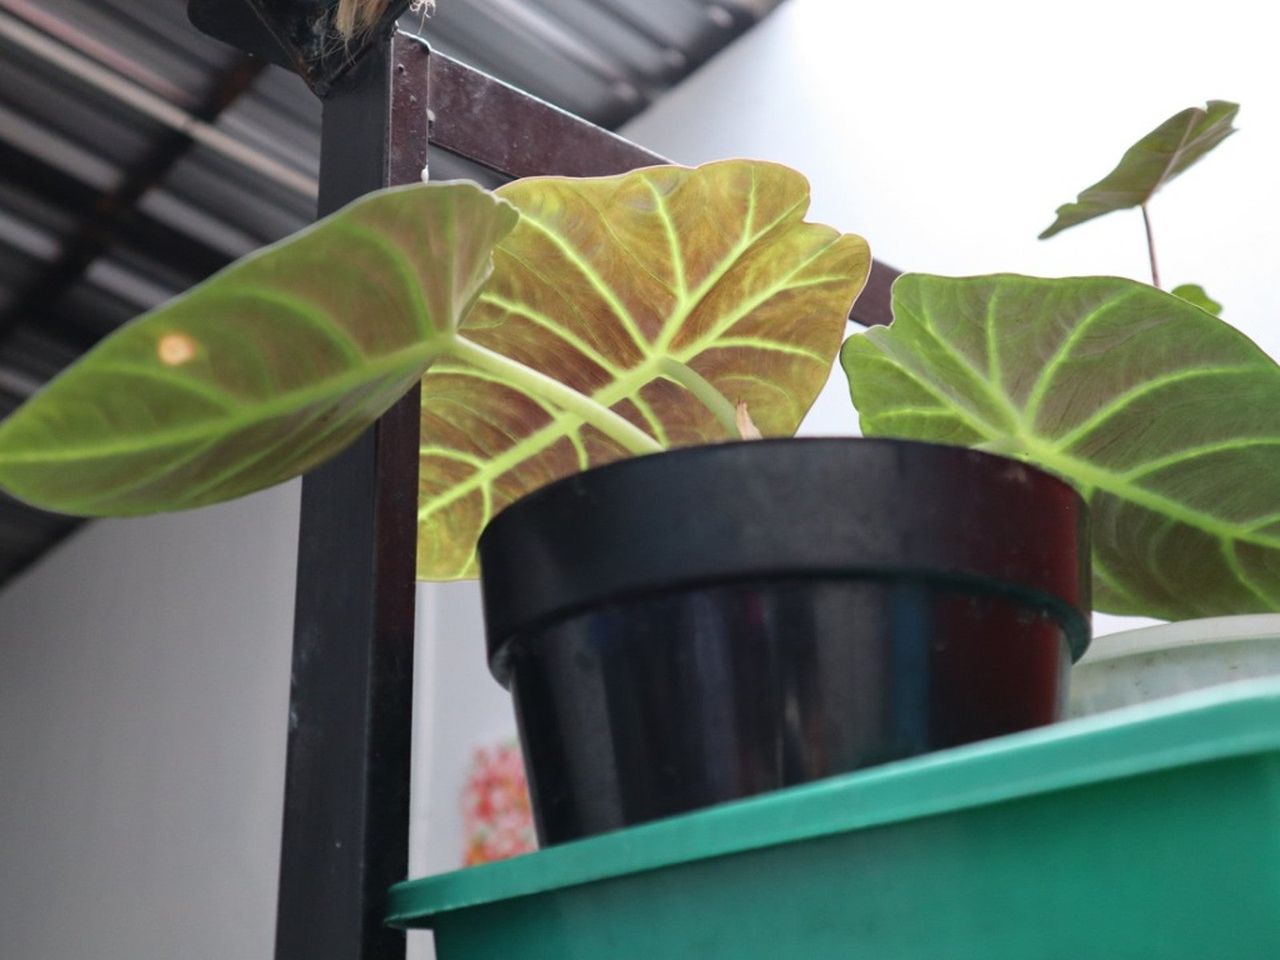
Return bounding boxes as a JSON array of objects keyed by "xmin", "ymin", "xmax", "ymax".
[{"xmin": 1039, "ymin": 101, "xmax": 1238, "ymax": 240}]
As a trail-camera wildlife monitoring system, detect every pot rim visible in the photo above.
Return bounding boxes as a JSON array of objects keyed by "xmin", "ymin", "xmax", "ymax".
[
  {"xmin": 479, "ymin": 438, "xmax": 1092, "ymax": 671},
  {"xmin": 487, "ymin": 437, "xmax": 1077, "ymax": 526},
  {"xmin": 1080, "ymin": 614, "xmax": 1280, "ymax": 665}
]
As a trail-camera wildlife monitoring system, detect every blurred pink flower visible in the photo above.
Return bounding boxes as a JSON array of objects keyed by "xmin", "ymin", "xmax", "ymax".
[{"xmin": 462, "ymin": 741, "xmax": 536, "ymax": 865}]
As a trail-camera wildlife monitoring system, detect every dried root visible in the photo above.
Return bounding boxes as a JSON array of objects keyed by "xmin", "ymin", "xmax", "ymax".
[{"xmin": 333, "ymin": 0, "xmax": 435, "ymax": 41}]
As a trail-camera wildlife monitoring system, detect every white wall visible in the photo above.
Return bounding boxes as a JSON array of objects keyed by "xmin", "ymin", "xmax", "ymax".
[
  {"xmin": 0, "ymin": 482, "xmax": 299, "ymax": 960},
  {"xmin": 409, "ymin": 581, "xmax": 514, "ymax": 881},
  {"xmin": 623, "ymin": 0, "xmax": 1280, "ymax": 634}
]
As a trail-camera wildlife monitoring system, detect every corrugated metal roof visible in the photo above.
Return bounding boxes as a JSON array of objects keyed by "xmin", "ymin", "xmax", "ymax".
[{"xmin": 0, "ymin": 0, "xmax": 783, "ymax": 584}]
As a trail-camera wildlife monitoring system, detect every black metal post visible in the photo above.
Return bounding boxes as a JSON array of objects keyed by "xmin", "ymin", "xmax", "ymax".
[{"xmin": 274, "ymin": 31, "xmax": 426, "ymax": 960}]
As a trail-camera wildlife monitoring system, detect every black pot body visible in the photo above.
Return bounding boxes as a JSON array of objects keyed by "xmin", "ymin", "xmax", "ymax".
[{"xmin": 480, "ymin": 439, "xmax": 1090, "ymax": 846}]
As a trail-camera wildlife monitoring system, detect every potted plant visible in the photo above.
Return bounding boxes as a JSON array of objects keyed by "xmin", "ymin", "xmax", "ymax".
[
  {"xmin": 841, "ymin": 100, "xmax": 1280, "ymax": 716},
  {"xmin": 0, "ymin": 159, "xmax": 1090, "ymax": 843}
]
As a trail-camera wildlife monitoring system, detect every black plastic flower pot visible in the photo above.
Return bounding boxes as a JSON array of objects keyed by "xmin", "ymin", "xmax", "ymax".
[{"xmin": 478, "ymin": 438, "xmax": 1091, "ymax": 846}]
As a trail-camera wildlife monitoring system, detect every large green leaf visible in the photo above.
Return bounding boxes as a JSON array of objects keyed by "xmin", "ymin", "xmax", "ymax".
[
  {"xmin": 0, "ymin": 182, "xmax": 518, "ymax": 514},
  {"xmin": 1039, "ymin": 101, "xmax": 1238, "ymax": 239},
  {"xmin": 417, "ymin": 160, "xmax": 871, "ymax": 578},
  {"xmin": 842, "ymin": 273, "xmax": 1280, "ymax": 620}
]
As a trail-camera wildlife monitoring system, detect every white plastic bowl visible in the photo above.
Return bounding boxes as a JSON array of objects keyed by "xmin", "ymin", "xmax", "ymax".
[{"xmin": 1069, "ymin": 615, "xmax": 1280, "ymax": 717}]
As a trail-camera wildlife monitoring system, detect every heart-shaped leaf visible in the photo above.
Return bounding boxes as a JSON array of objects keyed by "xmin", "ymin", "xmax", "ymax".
[
  {"xmin": 842, "ymin": 273, "xmax": 1280, "ymax": 620},
  {"xmin": 417, "ymin": 160, "xmax": 871, "ymax": 578},
  {"xmin": 1172, "ymin": 283, "xmax": 1223, "ymax": 316},
  {"xmin": 0, "ymin": 183, "xmax": 518, "ymax": 515},
  {"xmin": 1039, "ymin": 101, "xmax": 1238, "ymax": 240}
]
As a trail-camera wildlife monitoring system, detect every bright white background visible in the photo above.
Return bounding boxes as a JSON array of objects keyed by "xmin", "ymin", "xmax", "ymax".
[{"xmin": 2, "ymin": 2, "xmax": 1277, "ymax": 956}]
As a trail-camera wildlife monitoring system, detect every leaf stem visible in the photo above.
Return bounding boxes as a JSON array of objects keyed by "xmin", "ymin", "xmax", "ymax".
[
  {"xmin": 448, "ymin": 335, "xmax": 663, "ymax": 455},
  {"xmin": 656, "ymin": 356, "xmax": 742, "ymax": 437},
  {"xmin": 1141, "ymin": 204, "xmax": 1161, "ymax": 288}
]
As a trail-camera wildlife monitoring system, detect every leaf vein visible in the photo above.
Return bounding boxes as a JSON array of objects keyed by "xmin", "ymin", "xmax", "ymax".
[
  {"xmin": 1052, "ymin": 364, "xmax": 1257, "ymax": 450},
  {"xmin": 1022, "ymin": 289, "xmax": 1143, "ymax": 422}
]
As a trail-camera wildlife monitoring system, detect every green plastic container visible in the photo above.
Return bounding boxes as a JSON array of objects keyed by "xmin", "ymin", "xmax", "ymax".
[{"xmin": 389, "ymin": 680, "xmax": 1280, "ymax": 958}]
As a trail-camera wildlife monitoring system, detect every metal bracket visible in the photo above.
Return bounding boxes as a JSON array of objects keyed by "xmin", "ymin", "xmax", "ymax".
[{"xmin": 188, "ymin": 0, "xmax": 411, "ymax": 96}]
